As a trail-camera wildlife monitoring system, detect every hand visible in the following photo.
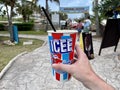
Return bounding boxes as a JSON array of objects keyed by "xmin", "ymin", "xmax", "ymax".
[{"xmin": 52, "ymin": 44, "xmax": 115, "ymax": 90}]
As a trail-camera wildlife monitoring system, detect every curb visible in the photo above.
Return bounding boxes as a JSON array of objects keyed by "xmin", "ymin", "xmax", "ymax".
[
  {"xmin": 0, "ymin": 34, "xmax": 47, "ymax": 79},
  {"xmin": 34, "ymin": 40, "xmax": 47, "ymax": 51},
  {"xmin": 42, "ymin": 41, "xmax": 47, "ymax": 47},
  {"xmin": 0, "ymin": 51, "xmax": 27, "ymax": 79}
]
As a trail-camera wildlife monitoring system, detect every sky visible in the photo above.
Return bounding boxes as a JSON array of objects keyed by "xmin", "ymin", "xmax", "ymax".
[{"xmin": 38, "ymin": 0, "xmax": 93, "ymax": 19}]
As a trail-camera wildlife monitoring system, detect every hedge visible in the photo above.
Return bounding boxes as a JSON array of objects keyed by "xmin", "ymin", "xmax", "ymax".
[
  {"xmin": 0, "ymin": 24, "xmax": 5, "ymax": 31},
  {"xmin": 14, "ymin": 23, "xmax": 34, "ymax": 31}
]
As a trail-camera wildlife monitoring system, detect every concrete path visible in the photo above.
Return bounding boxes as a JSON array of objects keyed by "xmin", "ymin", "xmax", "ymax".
[{"xmin": 0, "ymin": 34, "xmax": 120, "ymax": 90}]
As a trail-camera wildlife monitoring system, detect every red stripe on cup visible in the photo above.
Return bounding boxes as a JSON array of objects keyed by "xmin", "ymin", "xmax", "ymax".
[{"xmin": 56, "ymin": 72, "xmax": 60, "ymax": 81}]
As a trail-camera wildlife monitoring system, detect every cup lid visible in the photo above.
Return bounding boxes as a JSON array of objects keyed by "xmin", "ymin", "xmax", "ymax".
[{"xmin": 47, "ymin": 30, "xmax": 77, "ymax": 33}]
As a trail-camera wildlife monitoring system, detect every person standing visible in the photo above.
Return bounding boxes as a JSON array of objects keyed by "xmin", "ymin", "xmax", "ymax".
[
  {"xmin": 76, "ymin": 20, "xmax": 83, "ymax": 41},
  {"xmin": 83, "ymin": 16, "xmax": 92, "ymax": 33},
  {"xmin": 64, "ymin": 20, "xmax": 68, "ymax": 29}
]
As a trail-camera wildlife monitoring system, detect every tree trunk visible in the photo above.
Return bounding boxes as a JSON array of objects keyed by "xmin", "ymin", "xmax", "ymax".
[
  {"xmin": 45, "ymin": 0, "xmax": 48, "ymax": 32},
  {"xmin": 10, "ymin": 5, "xmax": 14, "ymax": 42},
  {"xmin": 27, "ymin": 15, "xmax": 30, "ymax": 22},
  {"xmin": 23, "ymin": 15, "xmax": 27, "ymax": 22},
  {"xmin": 95, "ymin": 0, "xmax": 101, "ymax": 36},
  {"xmin": 5, "ymin": 4, "xmax": 14, "ymax": 42}
]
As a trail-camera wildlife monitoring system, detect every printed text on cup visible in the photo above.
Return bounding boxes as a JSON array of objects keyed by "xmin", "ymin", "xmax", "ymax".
[{"xmin": 50, "ymin": 39, "xmax": 72, "ymax": 53}]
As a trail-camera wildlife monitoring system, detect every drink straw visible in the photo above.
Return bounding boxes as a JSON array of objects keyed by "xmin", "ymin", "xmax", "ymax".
[{"xmin": 41, "ymin": 7, "xmax": 56, "ymax": 32}]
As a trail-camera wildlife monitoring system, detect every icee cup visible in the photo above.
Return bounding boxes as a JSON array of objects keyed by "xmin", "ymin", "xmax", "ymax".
[{"xmin": 47, "ymin": 30, "xmax": 77, "ymax": 82}]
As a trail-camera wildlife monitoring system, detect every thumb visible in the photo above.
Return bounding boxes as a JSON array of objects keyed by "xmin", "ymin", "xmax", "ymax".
[{"xmin": 52, "ymin": 63, "xmax": 72, "ymax": 74}]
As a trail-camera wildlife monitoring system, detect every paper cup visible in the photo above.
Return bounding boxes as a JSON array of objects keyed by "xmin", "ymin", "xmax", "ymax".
[{"xmin": 47, "ymin": 30, "xmax": 77, "ymax": 82}]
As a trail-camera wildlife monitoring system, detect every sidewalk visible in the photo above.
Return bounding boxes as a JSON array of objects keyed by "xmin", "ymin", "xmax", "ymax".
[{"xmin": 0, "ymin": 34, "xmax": 120, "ymax": 90}]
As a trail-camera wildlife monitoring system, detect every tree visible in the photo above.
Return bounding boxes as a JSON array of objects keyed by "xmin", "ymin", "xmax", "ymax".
[
  {"xmin": 16, "ymin": 0, "xmax": 41, "ymax": 22},
  {"xmin": 31, "ymin": 0, "xmax": 41, "ymax": 18},
  {"xmin": 45, "ymin": 0, "xmax": 60, "ymax": 31},
  {"xmin": 0, "ymin": 0, "xmax": 17, "ymax": 42},
  {"xmin": 94, "ymin": 0, "xmax": 100, "ymax": 36},
  {"xmin": 16, "ymin": 0, "xmax": 34, "ymax": 22},
  {"xmin": 2, "ymin": 10, "xmax": 7, "ymax": 19},
  {"xmin": 51, "ymin": 11, "xmax": 68, "ymax": 20},
  {"xmin": 0, "ymin": 6, "xmax": 7, "ymax": 19},
  {"xmin": 98, "ymin": 0, "xmax": 120, "ymax": 18},
  {"xmin": 93, "ymin": 0, "xmax": 120, "ymax": 36},
  {"xmin": 59, "ymin": 12, "xmax": 67, "ymax": 20}
]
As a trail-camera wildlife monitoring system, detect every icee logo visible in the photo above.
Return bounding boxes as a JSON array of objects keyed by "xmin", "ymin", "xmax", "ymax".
[{"xmin": 50, "ymin": 38, "xmax": 72, "ymax": 53}]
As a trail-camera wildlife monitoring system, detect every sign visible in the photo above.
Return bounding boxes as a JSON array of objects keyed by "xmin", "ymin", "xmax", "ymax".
[
  {"xmin": 99, "ymin": 19, "xmax": 120, "ymax": 55},
  {"xmin": 80, "ymin": 32, "xmax": 94, "ymax": 60},
  {"xmin": 52, "ymin": 13, "xmax": 59, "ymax": 25},
  {"xmin": 60, "ymin": 6, "xmax": 89, "ymax": 13}
]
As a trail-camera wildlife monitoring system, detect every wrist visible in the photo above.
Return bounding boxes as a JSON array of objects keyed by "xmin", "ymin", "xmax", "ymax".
[{"xmin": 82, "ymin": 72, "xmax": 115, "ymax": 90}]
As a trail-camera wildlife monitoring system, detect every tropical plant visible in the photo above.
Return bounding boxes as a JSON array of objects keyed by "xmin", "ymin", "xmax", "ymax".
[
  {"xmin": 16, "ymin": 0, "xmax": 33, "ymax": 22},
  {"xmin": 59, "ymin": 12, "xmax": 67, "ymax": 20},
  {"xmin": 51, "ymin": 11, "xmax": 67, "ymax": 20},
  {"xmin": 46, "ymin": 0, "xmax": 59, "ymax": 12},
  {"xmin": 31, "ymin": 0, "xmax": 41, "ymax": 19},
  {"xmin": 97, "ymin": 0, "xmax": 120, "ymax": 18},
  {"xmin": 93, "ymin": 0, "xmax": 120, "ymax": 36},
  {"xmin": 0, "ymin": 0, "xmax": 17, "ymax": 42},
  {"xmin": 0, "ymin": 6, "xmax": 7, "ymax": 19},
  {"xmin": 45, "ymin": 0, "xmax": 60, "ymax": 31},
  {"xmin": 16, "ymin": 0, "xmax": 41, "ymax": 22},
  {"xmin": 93, "ymin": 0, "xmax": 100, "ymax": 36}
]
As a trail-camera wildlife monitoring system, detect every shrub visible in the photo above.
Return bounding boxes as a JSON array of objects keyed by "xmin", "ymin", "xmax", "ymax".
[
  {"xmin": 14, "ymin": 23, "xmax": 34, "ymax": 31},
  {"xmin": 0, "ymin": 24, "xmax": 5, "ymax": 31}
]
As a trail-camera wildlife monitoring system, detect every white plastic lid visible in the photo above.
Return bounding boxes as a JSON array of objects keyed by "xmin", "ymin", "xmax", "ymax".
[{"xmin": 47, "ymin": 30, "xmax": 77, "ymax": 34}]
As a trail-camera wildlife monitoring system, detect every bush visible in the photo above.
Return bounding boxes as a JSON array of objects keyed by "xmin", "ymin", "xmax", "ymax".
[
  {"xmin": 0, "ymin": 24, "xmax": 5, "ymax": 31},
  {"xmin": 14, "ymin": 23, "xmax": 34, "ymax": 31}
]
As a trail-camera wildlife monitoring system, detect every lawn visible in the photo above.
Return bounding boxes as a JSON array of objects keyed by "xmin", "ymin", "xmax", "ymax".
[
  {"xmin": 0, "ymin": 30, "xmax": 47, "ymax": 35},
  {"xmin": 0, "ymin": 36, "xmax": 44, "ymax": 72}
]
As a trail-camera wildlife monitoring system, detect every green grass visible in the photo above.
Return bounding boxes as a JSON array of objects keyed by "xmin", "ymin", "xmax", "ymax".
[
  {"xmin": 0, "ymin": 31, "xmax": 8, "ymax": 34},
  {"xmin": 0, "ymin": 30, "xmax": 47, "ymax": 35},
  {"xmin": 19, "ymin": 30, "xmax": 47, "ymax": 35},
  {"xmin": 0, "ymin": 36, "xmax": 44, "ymax": 72},
  {"xmin": 0, "ymin": 16, "xmax": 8, "ymax": 21}
]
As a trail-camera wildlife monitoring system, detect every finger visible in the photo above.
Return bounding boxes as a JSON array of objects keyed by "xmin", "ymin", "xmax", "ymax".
[
  {"xmin": 52, "ymin": 63, "xmax": 72, "ymax": 74},
  {"xmin": 74, "ymin": 52, "xmax": 78, "ymax": 58},
  {"xmin": 75, "ymin": 44, "xmax": 84, "ymax": 59},
  {"xmin": 71, "ymin": 58, "xmax": 77, "ymax": 64}
]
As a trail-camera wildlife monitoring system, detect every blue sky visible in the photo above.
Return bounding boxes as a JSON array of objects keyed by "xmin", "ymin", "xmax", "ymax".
[{"xmin": 38, "ymin": 0, "xmax": 93, "ymax": 19}]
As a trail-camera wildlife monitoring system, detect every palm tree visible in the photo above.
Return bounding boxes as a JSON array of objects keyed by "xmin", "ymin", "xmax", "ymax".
[
  {"xmin": 45, "ymin": 0, "xmax": 60, "ymax": 13},
  {"xmin": 16, "ymin": 0, "xmax": 41, "ymax": 22},
  {"xmin": 31, "ymin": 0, "xmax": 41, "ymax": 18},
  {"xmin": 31, "ymin": 0, "xmax": 39, "ymax": 10},
  {"xmin": 94, "ymin": 0, "xmax": 120, "ymax": 36},
  {"xmin": 16, "ymin": 0, "xmax": 34, "ymax": 22},
  {"xmin": 45, "ymin": 0, "xmax": 60, "ymax": 31},
  {"xmin": 0, "ymin": 0, "xmax": 17, "ymax": 42},
  {"xmin": 98, "ymin": 0, "xmax": 120, "ymax": 18},
  {"xmin": 32, "ymin": 0, "xmax": 39, "ymax": 5},
  {"xmin": 94, "ymin": 0, "xmax": 100, "ymax": 36},
  {"xmin": 0, "ymin": 6, "xmax": 6, "ymax": 19}
]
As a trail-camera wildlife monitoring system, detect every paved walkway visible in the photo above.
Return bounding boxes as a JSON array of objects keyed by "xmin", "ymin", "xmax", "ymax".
[{"xmin": 0, "ymin": 34, "xmax": 120, "ymax": 90}]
